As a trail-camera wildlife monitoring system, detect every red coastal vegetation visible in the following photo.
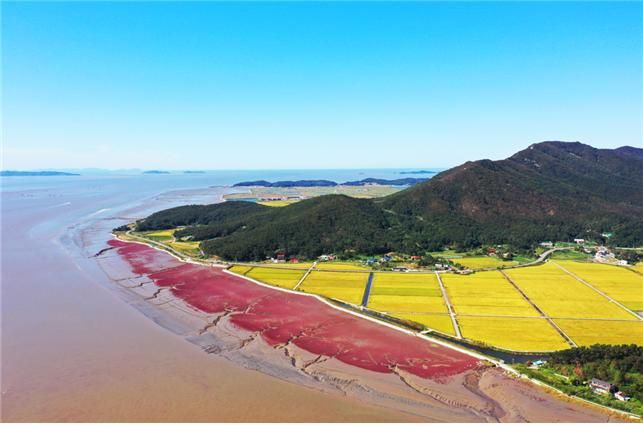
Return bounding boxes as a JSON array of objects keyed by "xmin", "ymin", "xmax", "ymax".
[{"xmin": 109, "ymin": 239, "xmax": 479, "ymax": 380}]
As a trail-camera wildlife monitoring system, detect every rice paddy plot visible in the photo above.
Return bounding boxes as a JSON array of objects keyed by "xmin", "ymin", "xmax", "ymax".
[
  {"xmin": 442, "ymin": 271, "xmax": 538, "ymax": 316},
  {"xmin": 168, "ymin": 241, "xmax": 201, "ymax": 256},
  {"xmin": 505, "ymin": 263, "xmax": 636, "ymax": 320},
  {"xmin": 316, "ymin": 262, "xmax": 371, "ymax": 271},
  {"xmin": 257, "ymin": 200, "xmax": 295, "ymax": 207},
  {"xmin": 555, "ymin": 261, "xmax": 643, "ymax": 312},
  {"xmin": 367, "ymin": 273, "xmax": 448, "ymax": 314},
  {"xmin": 555, "ymin": 319, "xmax": 643, "ymax": 347},
  {"xmin": 228, "ymin": 265, "xmax": 254, "ymax": 275},
  {"xmin": 245, "ymin": 267, "xmax": 306, "ymax": 290},
  {"xmin": 298, "ymin": 271, "xmax": 369, "ymax": 305},
  {"xmin": 395, "ymin": 313, "xmax": 455, "ymax": 336},
  {"xmin": 256, "ymin": 262, "xmax": 315, "ymax": 270},
  {"xmin": 457, "ymin": 316, "xmax": 569, "ymax": 352},
  {"xmin": 448, "ymin": 256, "xmax": 517, "ymax": 269},
  {"xmin": 140, "ymin": 229, "xmax": 175, "ymax": 242}
]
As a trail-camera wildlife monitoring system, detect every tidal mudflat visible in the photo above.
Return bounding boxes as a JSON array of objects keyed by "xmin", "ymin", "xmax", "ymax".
[{"xmin": 100, "ymin": 237, "xmax": 623, "ymax": 422}]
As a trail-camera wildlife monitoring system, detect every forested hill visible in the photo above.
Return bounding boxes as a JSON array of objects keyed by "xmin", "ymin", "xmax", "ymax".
[
  {"xmin": 134, "ymin": 141, "xmax": 643, "ymax": 261},
  {"xmin": 380, "ymin": 141, "xmax": 643, "ymax": 248}
]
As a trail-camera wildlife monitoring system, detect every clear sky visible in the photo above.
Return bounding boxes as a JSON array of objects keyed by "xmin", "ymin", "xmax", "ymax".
[{"xmin": 2, "ymin": 1, "xmax": 641, "ymax": 170}]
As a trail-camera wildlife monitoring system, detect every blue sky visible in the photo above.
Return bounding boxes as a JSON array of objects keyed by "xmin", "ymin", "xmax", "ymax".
[{"xmin": 2, "ymin": 1, "xmax": 641, "ymax": 170}]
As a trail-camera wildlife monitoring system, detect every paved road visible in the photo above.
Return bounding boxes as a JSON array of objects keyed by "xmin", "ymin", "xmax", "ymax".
[{"xmin": 361, "ymin": 272, "xmax": 375, "ymax": 307}]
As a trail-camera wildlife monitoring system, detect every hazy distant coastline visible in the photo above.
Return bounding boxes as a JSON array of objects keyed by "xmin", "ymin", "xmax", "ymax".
[
  {"xmin": 0, "ymin": 170, "xmax": 80, "ymax": 177},
  {"xmin": 233, "ymin": 177, "xmax": 429, "ymax": 187},
  {"xmin": 399, "ymin": 170, "xmax": 437, "ymax": 175}
]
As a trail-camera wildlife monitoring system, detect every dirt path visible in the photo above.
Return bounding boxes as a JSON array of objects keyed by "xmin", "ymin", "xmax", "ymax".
[{"xmin": 436, "ymin": 271, "xmax": 463, "ymax": 338}]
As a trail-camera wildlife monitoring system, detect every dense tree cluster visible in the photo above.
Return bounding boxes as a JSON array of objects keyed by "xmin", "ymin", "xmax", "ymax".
[{"xmin": 549, "ymin": 345, "xmax": 642, "ymax": 400}]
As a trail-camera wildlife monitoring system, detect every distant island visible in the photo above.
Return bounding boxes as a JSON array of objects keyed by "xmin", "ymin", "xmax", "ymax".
[
  {"xmin": 0, "ymin": 170, "xmax": 80, "ymax": 177},
  {"xmin": 233, "ymin": 177, "xmax": 427, "ymax": 187},
  {"xmin": 143, "ymin": 170, "xmax": 170, "ymax": 174},
  {"xmin": 183, "ymin": 171, "xmax": 205, "ymax": 174},
  {"xmin": 399, "ymin": 170, "xmax": 437, "ymax": 175}
]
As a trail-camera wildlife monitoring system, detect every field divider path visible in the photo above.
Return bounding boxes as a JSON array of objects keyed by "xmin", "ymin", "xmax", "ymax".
[
  {"xmin": 293, "ymin": 261, "xmax": 317, "ymax": 290},
  {"xmin": 552, "ymin": 262, "xmax": 643, "ymax": 321},
  {"xmin": 435, "ymin": 272, "xmax": 462, "ymax": 339},
  {"xmin": 360, "ymin": 272, "xmax": 375, "ymax": 307},
  {"xmin": 499, "ymin": 270, "xmax": 578, "ymax": 348}
]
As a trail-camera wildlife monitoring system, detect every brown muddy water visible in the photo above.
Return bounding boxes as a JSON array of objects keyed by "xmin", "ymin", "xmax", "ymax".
[{"xmin": 0, "ymin": 176, "xmax": 416, "ymax": 422}]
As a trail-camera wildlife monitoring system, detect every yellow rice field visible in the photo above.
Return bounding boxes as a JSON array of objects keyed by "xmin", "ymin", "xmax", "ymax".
[
  {"xmin": 505, "ymin": 263, "xmax": 636, "ymax": 320},
  {"xmin": 168, "ymin": 240, "xmax": 201, "ymax": 256},
  {"xmin": 555, "ymin": 319, "xmax": 643, "ymax": 346},
  {"xmin": 457, "ymin": 316, "xmax": 569, "ymax": 352},
  {"xmin": 442, "ymin": 271, "xmax": 538, "ymax": 316},
  {"xmin": 245, "ymin": 267, "xmax": 305, "ymax": 290},
  {"xmin": 232, "ymin": 259, "xmax": 641, "ymax": 351},
  {"xmin": 257, "ymin": 200, "xmax": 295, "ymax": 207},
  {"xmin": 316, "ymin": 262, "xmax": 371, "ymax": 271},
  {"xmin": 141, "ymin": 229, "xmax": 175, "ymax": 242},
  {"xmin": 229, "ymin": 265, "xmax": 254, "ymax": 275},
  {"xmin": 554, "ymin": 261, "xmax": 643, "ymax": 311},
  {"xmin": 298, "ymin": 271, "xmax": 369, "ymax": 305},
  {"xmin": 448, "ymin": 256, "xmax": 516, "ymax": 269},
  {"xmin": 367, "ymin": 273, "xmax": 448, "ymax": 313},
  {"xmin": 397, "ymin": 313, "xmax": 455, "ymax": 336},
  {"xmin": 255, "ymin": 262, "xmax": 314, "ymax": 270}
]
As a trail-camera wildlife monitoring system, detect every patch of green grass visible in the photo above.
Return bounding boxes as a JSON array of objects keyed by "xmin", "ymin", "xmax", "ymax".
[
  {"xmin": 549, "ymin": 250, "xmax": 592, "ymax": 261},
  {"xmin": 140, "ymin": 229, "xmax": 176, "ymax": 242}
]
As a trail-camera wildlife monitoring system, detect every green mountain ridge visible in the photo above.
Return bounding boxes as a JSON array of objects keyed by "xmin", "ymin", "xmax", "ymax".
[{"xmin": 136, "ymin": 141, "xmax": 643, "ymax": 260}]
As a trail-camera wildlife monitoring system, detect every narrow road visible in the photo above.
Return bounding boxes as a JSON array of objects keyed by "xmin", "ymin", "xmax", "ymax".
[
  {"xmin": 435, "ymin": 272, "xmax": 462, "ymax": 339},
  {"xmin": 293, "ymin": 261, "xmax": 317, "ymax": 290},
  {"xmin": 361, "ymin": 272, "xmax": 375, "ymax": 307},
  {"xmin": 469, "ymin": 246, "xmax": 573, "ymax": 272}
]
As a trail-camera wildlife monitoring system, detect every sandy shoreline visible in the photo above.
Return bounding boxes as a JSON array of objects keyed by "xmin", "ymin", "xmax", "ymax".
[{"xmin": 97, "ymin": 237, "xmax": 630, "ymax": 422}]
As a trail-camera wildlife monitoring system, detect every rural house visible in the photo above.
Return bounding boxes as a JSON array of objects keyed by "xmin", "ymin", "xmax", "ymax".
[{"xmin": 589, "ymin": 378, "xmax": 615, "ymax": 395}]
